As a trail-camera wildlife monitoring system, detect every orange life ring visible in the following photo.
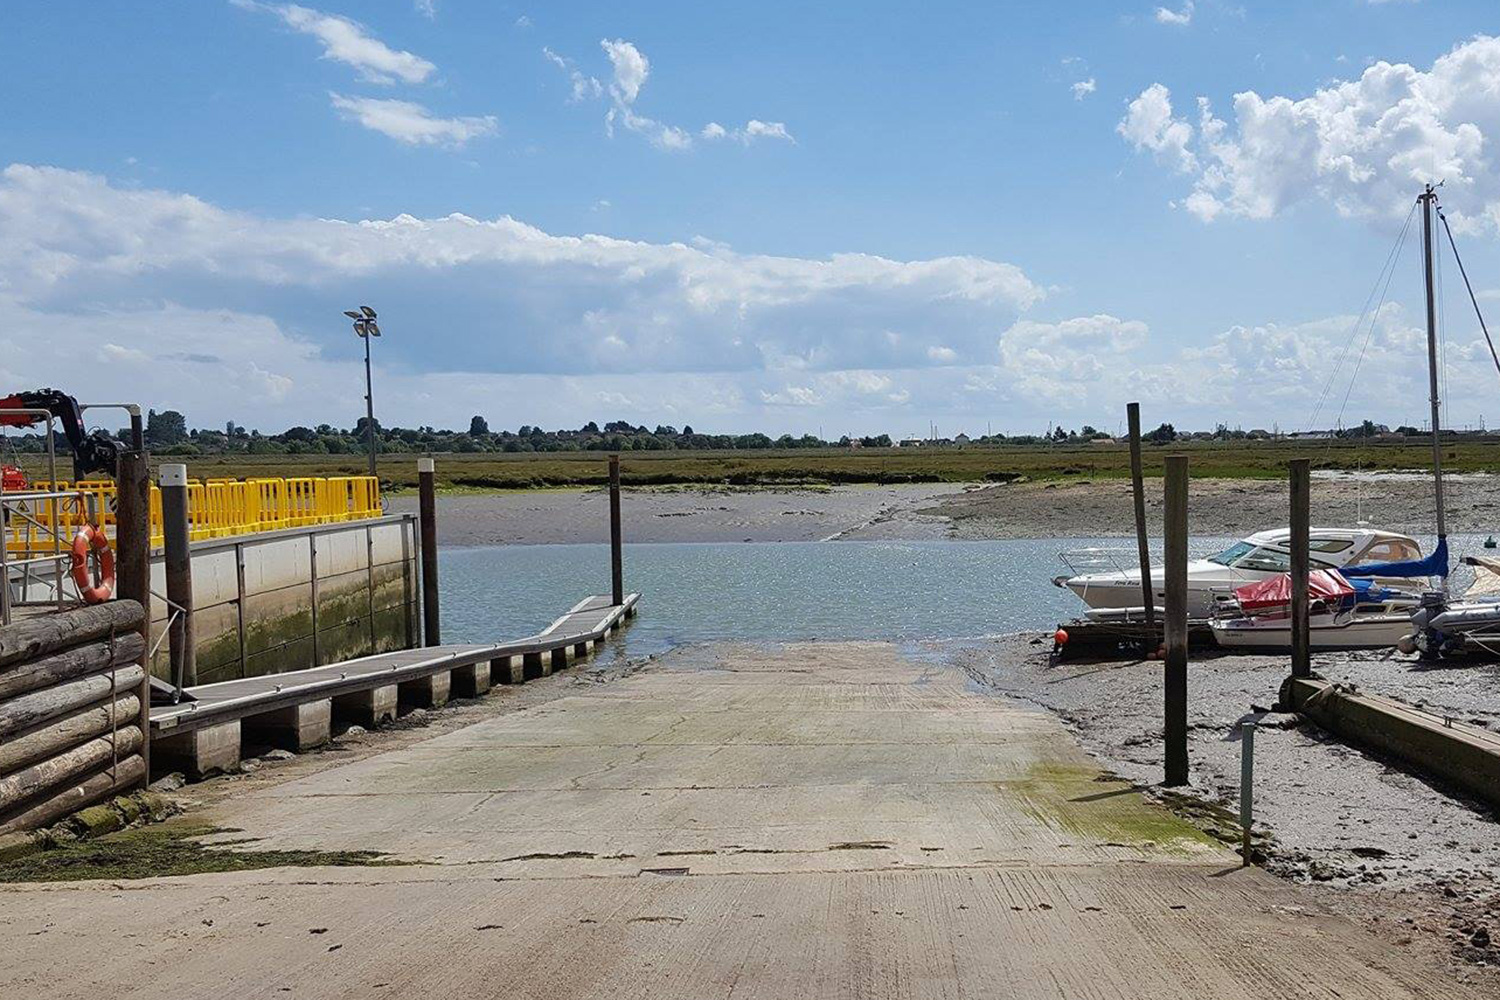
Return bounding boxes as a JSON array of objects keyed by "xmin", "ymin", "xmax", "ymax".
[{"xmin": 70, "ymin": 524, "xmax": 115, "ymax": 604}]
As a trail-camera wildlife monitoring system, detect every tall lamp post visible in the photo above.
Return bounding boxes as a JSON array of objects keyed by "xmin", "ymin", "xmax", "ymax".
[{"xmin": 344, "ymin": 306, "xmax": 381, "ymax": 480}]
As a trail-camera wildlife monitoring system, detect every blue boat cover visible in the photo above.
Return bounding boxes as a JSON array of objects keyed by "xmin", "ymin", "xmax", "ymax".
[{"xmin": 1342, "ymin": 536, "xmax": 1448, "ymax": 580}]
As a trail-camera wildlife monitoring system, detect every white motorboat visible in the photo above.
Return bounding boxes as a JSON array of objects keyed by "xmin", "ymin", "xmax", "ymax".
[
  {"xmin": 1210, "ymin": 611, "xmax": 1417, "ymax": 651},
  {"xmin": 1054, "ymin": 528, "xmax": 1426, "ymax": 619},
  {"xmin": 1208, "ymin": 568, "xmax": 1421, "ymax": 651}
]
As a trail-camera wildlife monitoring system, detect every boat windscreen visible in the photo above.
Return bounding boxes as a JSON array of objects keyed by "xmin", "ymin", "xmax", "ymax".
[{"xmin": 1207, "ymin": 541, "xmax": 1253, "ymax": 566}]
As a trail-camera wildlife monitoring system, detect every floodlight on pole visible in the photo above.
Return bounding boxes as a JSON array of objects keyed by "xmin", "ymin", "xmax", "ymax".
[{"xmin": 347, "ymin": 306, "xmax": 381, "ymax": 480}]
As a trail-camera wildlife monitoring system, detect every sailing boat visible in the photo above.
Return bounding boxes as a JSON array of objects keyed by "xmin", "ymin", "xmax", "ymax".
[
  {"xmin": 1385, "ymin": 185, "xmax": 1500, "ymax": 658},
  {"xmin": 1211, "ymin": 185, "xmax": 1460, "ymax": 653}
]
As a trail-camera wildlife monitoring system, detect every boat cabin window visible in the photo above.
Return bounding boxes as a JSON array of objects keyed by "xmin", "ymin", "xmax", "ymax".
[
  {"xmin": 1208, "ymin": 541, "xmax": 1254, "ymax": 566},
  {"xmin": 1233, "ymin": 546, "xmax": 1292, "ymax": 573},
  {"xmin": 1355, "ymin": 539, "xmax": 1421, "ymax": 564},
  {"xmin": 1309, "ymin": 538, "xmax": 1353, "ymax": 553}
]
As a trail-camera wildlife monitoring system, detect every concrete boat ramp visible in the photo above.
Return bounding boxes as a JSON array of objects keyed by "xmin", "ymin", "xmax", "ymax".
[{"xmin": 0, "ymin": 642, "xmax": 1479, "ymax": 999}]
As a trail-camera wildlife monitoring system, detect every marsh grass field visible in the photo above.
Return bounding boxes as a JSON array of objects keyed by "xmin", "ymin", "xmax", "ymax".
[{"xmin": 78, "ymin": 436, "xmax": 1500, "ymax": 491}]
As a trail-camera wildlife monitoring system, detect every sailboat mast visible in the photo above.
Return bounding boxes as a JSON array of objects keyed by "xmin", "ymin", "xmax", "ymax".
[{"xmin": 1419, "ymin": 184, "xmax": 1448, "ymax": 547}]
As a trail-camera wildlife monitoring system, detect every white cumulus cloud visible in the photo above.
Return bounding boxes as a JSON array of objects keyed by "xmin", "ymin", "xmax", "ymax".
[
  {"xmin": 601, "ymin": 38, "xmax": 649, "ymax": 106},
  {"xmin": 1120, "ymin": 35, "xmax": 1500, "ymax": 228},
  {"xmin": 546, "ymin": 39, "xmax": 793, "ymax": 151},
  {"xmin": 1071, "ymin": 78, "xmax": 1097, "ymax": 101},
  {"xmin": 1118, "ymin": 83, "xmax": 1197, "ymax": 173},
  {"xmin": 0, "ymin": 163, "xmax": 1044, "ymax": 432},
  {"xmin": 329, "ymin": 94, "xmax": 497, "ymax": 147},
  {"xmin": 543, "ymin": 48, "xmax": 602, "ymax": 102},
  {"xmin": 233, "ymin": 1, "xmax": 436, "ymax": 84},
  {"xmin": 1155, "ymin": 1, "xmax": 1194, "ymax": 26},
  {"xmin": 700, "ymin": 119, "xmax": 795, "ymax": 146}
]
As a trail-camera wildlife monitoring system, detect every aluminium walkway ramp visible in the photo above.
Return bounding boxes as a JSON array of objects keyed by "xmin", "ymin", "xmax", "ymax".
[{"xmin": 150, "ymin": 592, "xmax": 639, "ymax": 738}]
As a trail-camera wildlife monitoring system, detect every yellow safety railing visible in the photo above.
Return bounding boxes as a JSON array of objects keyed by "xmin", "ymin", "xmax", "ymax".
[{"xmin": 4, "ymin": 475, "xmax": 382, "ymax": 553}]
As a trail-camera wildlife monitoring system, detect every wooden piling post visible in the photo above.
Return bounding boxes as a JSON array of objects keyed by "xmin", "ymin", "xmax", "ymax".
[
  {"xmin": 114, "ymin": 449, "xmax": 152, "ymax": 787},
  {"xmin": 1127, "ymin": 403, "xmax": 1155, "ymax": 633},
  {"xmin": 1290, "ymin": 458, "xmax": 1311, "ymax": 679},
  {"xmin": 160, "ymin": 463, "xmax": 196, "ymax": 688},
  {"xmin": 609, "ymin": 455, "xmax": 624, "ymax": 607},
  {"xmin": 1163, "ymin": 454, "xmax": 1190, "ymax": 787},
  {"xmin": 418, "ymin": 457, "xmax": 440, "ymax": 647}
]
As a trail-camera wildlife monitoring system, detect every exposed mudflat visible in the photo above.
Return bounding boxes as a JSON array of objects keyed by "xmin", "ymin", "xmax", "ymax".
[
  {"xmin": 390, "ymin": 483, "xmax": 965, "ymax": 545},
  {"xmin": 931, "ymin": 473, "xmax": 1500, "ymax": 540},
  {"xmin": 953, "ymin": 635, "xmax": 1500, "ymax": 976},
  {"xmin": 391, "ymin": 473, "xmax": 1496, "ymax": 546}
]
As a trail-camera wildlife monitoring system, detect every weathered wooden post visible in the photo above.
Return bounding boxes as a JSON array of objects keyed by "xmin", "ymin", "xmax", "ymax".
[
  {"xmin": 114, "ymin": 448, "xmax": 152, "ymax": 786},
  {"xmin": 418, "ymin": 457, "xmax": 440, "ymax": 647},
  {"xmin": 1127, "ymin": 403, "xmax": 1155, "ymax": 634},
  {"xmin": 160, "ymin": 463, "xmax": 195, "ymax": 688},
  {"xmin": 1290, "ymin": 458, "xmax": 1311, "ymax": 678},
  {"xmin": 1163, "ymin": 454, "xmax": 1189, "ymax": 787},
  {"xmin": 609, "ymin": 454, "xmax": 624, "ymax": 607}
]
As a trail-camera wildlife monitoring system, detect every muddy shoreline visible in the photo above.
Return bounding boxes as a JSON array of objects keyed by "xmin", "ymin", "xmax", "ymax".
[
  {"xmin": 389, "ymin": 483, "xmax": 964, "ymax": 545},
  {"xmin": 930, "ymin": 473, "xmax": 1497, "ymax": 540},
  {"xmin": 390, "ymin": 474, "xmax": 1490, "ymax": 546}
]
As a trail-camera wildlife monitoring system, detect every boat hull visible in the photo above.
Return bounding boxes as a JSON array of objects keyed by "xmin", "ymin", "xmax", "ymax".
[
  {"xmin": 1062, "ymin": 576, "xmax": 1238, "ymax": 619},
  {"xmin": 1209, "ymin": 615, "xmax": 1411, "ymax": 651}
]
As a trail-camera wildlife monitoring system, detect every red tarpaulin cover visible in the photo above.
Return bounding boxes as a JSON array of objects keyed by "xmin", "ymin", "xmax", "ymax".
[{"xmin": 1233, "ymin": 569, "xmax": 1354, "ymax": 613}]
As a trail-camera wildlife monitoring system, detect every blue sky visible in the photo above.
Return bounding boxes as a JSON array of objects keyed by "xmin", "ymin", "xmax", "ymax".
[{"xmin": 3, "ymin": 0, "xmax": 1500, "ymax": 437}]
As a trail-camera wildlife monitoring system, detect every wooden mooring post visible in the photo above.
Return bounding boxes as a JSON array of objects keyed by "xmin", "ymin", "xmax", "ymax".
[
  {"xmin": 160, "ymin": 463, "xmax": 196, "ymax": 687},
  {"xmin": 1289, "ymin": 458, "xmax": 1311, "ymax": 679},
  {"xmin": 609, "ymin": 455, "xmax": 624, "ymax": 607},
  {"xmin": 418, "ymin": 457, "xmax": 440, "ymax": 647},
  {"xmin": 114, "ymin": 449, "xmax": 152, "ymax": 787},
  {"xmin": 1163, "ymin": 454, "xmax": 1189, "ymax": 787},
  {"xmin": 1126, "ymin": 402, "xmax": 1155, "ymax": 633}
]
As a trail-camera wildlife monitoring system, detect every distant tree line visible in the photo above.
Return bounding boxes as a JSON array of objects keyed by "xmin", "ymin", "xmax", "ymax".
[
  {"xmin": 1, "ymin": 412, "xmax": 885, "ymax": 456},
  {"xmin": 0, "ymin": 408, "xmax": 1462, "ymax": 458}
]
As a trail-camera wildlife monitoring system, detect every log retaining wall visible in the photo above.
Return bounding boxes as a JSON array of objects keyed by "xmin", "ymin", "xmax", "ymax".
[{"xmin": 0, "ymin": 601, "xmax": 150, "ymax": 834}]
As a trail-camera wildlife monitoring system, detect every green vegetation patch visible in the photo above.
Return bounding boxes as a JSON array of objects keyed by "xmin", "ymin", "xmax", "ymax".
[
  {"xmin": 1010, "ymin": 761, "xmax": 1222, "ymax": 853},
  {"xmin": 0, "ymin": 821, "xmax": 404, "ymax": 883}
]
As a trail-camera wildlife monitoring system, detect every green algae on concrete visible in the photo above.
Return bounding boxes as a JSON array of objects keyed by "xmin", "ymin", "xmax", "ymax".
[
  {"xmin": 1009, "ymin": 761, "xmax": 1222, "ymax": 854},
  {"xmin": 0, "ymin": 821, "xmax": 405, "ymax": 883}
]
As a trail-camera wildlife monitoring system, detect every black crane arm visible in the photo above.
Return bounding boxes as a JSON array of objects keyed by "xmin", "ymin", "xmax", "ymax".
[{"xmin": 0, "ymin": 388, "xmax": 122, "ymax": 478}]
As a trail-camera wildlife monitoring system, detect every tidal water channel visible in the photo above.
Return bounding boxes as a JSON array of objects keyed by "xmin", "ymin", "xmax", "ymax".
[{"xmin": 437, "ymin": 538, "xmax": 1222, "ymax": 661}]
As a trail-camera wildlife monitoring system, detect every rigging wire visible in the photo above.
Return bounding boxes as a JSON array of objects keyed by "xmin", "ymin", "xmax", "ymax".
[
  {"xmin": 1437, "ymin": 207, "xmax": 1500, "ymax": 383},
  {"xmin": 1315, "ymin": 202, "xmax": 1414, "ymax": 472},
  {"xmin": 1305, "ymin": 200, "xmax": 1417, "ymax": 434},
  {"xmin": 1436, "ymin": 204, "xmax": 1449, "ymax": 438},
  {"xmin": 1328, "ymin": 242, "xmax": 1403, "ymax": 435}
]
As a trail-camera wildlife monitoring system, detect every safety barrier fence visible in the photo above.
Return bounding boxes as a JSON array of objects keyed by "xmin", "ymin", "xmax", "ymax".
[{"xmin": 3, "ymin": 476, "xmax": 381, "ymax": 556}]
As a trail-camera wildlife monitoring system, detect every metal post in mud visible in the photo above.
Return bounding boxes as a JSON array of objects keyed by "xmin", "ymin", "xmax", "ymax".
[
  {"xmin": 1240, "ymin": 721, "xmax": 1255, "ymax": 866},
  {"xmin": 609, "ymin": 455, "xmax": 624, "ymax": 607},
  {"xmin": 1126, "ymin": 402, "xmax": 1155, "ymax": 635},
  {"xmin": 1290, "ymin": 459, "xmax": 1311, "ymax": 679},
  {"xmin": 160, "ymin": 463, "xmax": 196, "ymax": 688},
  {"xmin": 418, "ymin": 457, "xmax": 440, "ymax": 647},
  {"xmin": 1163, "ymin": 455, "xmax": 1189, "ymax": 787}
]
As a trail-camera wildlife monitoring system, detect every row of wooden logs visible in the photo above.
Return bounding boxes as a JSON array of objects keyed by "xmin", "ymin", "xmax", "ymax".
[{"xmin": 0, "ymin": 601, "xmax": 149, "ymax": 834}]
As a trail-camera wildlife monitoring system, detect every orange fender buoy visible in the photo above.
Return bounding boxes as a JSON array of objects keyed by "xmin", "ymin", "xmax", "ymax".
[
  {"xmin": 70, "ymin": 524, "xmax": 115, "ymax": 604},
  {"xmin": 1053, "ymin": 628, "xmax": 1069, "ymax": 646}
]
